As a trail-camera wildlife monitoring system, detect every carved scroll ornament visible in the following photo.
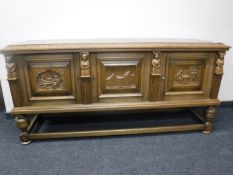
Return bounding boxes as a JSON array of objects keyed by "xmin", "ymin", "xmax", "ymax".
[
  {"xmin": 214, "ymin": 51, "xmax": 225, "ymax": 75},
  {"xmin": 151, "ymin": 51, "xmax": 161, "ymax": 76},
  {"xmin": 5, "ymin": 55, "xmax": 17, "ymax": 80},
  {"xmin": 80, "ymin": 52, "xmax": 91, "ymax": 78}
]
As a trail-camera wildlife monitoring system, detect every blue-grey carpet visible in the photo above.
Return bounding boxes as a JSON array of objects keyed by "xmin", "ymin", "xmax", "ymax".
[{"xmin": 0, "ymin": 107, "xmax": 233, "ymax": 175}]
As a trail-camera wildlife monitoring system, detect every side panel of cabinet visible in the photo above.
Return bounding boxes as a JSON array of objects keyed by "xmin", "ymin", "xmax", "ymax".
[
  {"xmin": 163, "ymin": 52, "xmax": 215, "ymax": 100},
  {"xmin": 20, "ymin": 54, "xmax": 79, "ymax": 105},
  {"xmin": 92, "ymin": 52, "xmax": 150, "ymax": 103}
]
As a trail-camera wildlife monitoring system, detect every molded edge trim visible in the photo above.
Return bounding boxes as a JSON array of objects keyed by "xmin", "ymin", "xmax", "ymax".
[
  {"xmin": 1, "ymin": 42, "xmax": 231, "ymax": 54},
  {"xmin": 11, "ymin": 99, "xmax": 220, "ymax": 115}
]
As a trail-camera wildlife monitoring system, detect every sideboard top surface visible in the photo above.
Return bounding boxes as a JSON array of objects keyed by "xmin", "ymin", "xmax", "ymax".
[{"xmin": 1, "ymin": 39, "xmax": 230, "ymax": 54}]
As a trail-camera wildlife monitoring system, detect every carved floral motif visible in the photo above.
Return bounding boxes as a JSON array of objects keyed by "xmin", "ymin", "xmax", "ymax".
[
  {"xmin": 36, "ymin": 70, "xmax": 63, "ymax": 90},
  {"xmin": 214, "ymin": 51, "xmax": 225, "ymax": 75},
  {"xmin": 5, "ymin": 55, "xmax": 17, "ymax": 79},
  {"xmin": 80, "ymin": 52, "xmax": 91, "ymax": 77},
  {"xmin": 151, "ymin": 51, "xmax": 161, "ymax": 76},
  {"xmin": 176, "ymin": 66, "xmax": 200, "ymax": 84}
]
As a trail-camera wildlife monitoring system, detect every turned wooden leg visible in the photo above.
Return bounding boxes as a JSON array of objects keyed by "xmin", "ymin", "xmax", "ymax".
[
  {"xmin": 15, "ymin": 115, "xmax": 32, "ymax": 145},
  {"xmin": 203, "ymin": 106, "xmax": 217, "ymax": 134}
]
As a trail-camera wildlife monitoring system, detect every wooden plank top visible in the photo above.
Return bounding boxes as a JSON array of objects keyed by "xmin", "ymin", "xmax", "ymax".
[{"xmin": 1, "ymin": 39, "xmax": 230, "ymax": 54}]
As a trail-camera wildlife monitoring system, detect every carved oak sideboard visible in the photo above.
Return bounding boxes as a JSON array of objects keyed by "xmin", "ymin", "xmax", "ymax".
[{"xmin": 1, "ymin": 39, "xmax": 230, "ymax": 144}]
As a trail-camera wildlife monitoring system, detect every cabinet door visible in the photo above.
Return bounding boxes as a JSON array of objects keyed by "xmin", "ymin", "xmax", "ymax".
[
  {"xmin": 164, "ymin": 52, "xmax": 214, "ymax": 100},
  {"xmin": 93, "ymin": 52, "xmax": 150, "ymax": 102},
  {"xmin": 22, "ymin": 54, "xmax": 77, "ymax": 105}
]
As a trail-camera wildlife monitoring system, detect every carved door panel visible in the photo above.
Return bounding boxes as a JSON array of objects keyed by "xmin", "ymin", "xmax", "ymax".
[
  {"xmin": 164, "ymin": 52, "xmax": 215, "ymax": 100},
  {"xmin": 93, "ymin": 52, "xmax": 150, "ymax": 102},
  {"xmin": 22, "ymin": 54, "xmax": 76, "ymax": 105}
]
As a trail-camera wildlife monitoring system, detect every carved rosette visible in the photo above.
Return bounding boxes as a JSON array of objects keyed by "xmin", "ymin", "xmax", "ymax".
[
  {"xmin": 5, "ymin": 55, "xmax": 17, "ymax": 80},
  {"xmin": 80, "ymin": 52, "xmax": 91, "ymax": 78},
  {"xmin": 214, "ymin": 51, "xmax": 225, "ymax": 75},
  {"xmin": 151, "ymin": 51, "xmax": 161, "ymax": 76}
]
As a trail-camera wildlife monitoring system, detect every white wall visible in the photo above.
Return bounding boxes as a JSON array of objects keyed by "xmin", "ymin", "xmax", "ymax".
[{"xmin": 0, "ymin": 0, "xmax": 233, "ymax": 112}]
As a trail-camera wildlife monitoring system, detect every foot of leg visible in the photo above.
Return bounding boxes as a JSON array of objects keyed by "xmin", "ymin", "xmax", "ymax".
[
  {"xmin": 15, "ymin": 115, "xmax": 31, "ymax": 144},
  {"xmin": 203, "ymin": 106, "xmax": 216, "ymax": 134}
]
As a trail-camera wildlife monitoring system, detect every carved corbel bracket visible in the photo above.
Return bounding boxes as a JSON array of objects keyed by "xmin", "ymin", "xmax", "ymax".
[
  {"xmin": 214, "ymin": 51, "xmax": 225, "ymax": 75},
  {"xmin": 80, "ymin": 52, "xmax": 91, "ymax": 78},
  {"xmin": 151, "ymin": 51, "xmax": 161, "ymax": 76},
  {"xmin": 5, "ymin": 55, "xmax": 17, "ymax": 80}
]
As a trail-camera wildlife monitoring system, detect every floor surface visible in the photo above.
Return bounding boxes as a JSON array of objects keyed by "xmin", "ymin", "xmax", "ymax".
[{"xmin": 0, "ymin": 107, "xmax": 233, "ymax": 175}]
